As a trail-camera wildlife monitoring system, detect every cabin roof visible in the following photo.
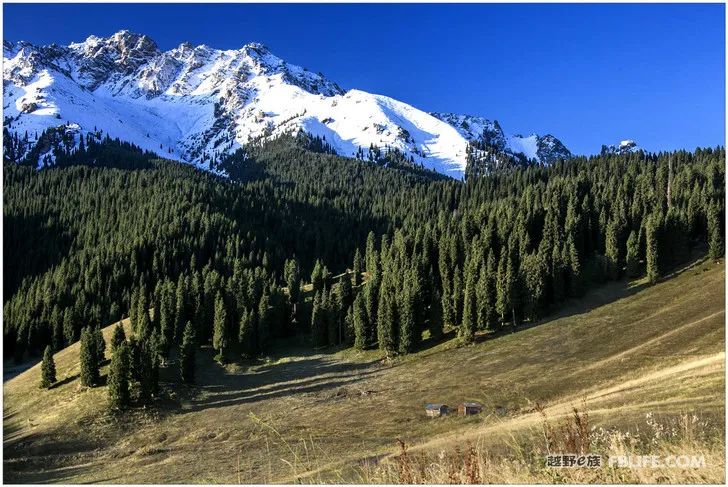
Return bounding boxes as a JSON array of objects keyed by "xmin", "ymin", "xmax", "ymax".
[
  {"xmin": 461, "ymin": 402, "xmax": 482, "ymax": 408},
  {"xmin": 425, "ymin": 403, "xmax": 446, "ymax": 409}
]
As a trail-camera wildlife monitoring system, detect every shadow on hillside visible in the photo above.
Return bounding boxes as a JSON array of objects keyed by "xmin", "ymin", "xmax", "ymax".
[
  {"xmin": 4, "ymin": 458, "xmax": 106, "ymax": 485},
  {"xmin": 179, "ymin": 350, "xmax": 384, "ymax": 414},
  {"xmin": 3, "ymin": 358, "xmax": 41, "ymax": 382},
  {"xmin": 49, "ymin": 373, "xmax": 80, "ymax": 389},
  {"xmin": 3, "ymin": 420, "xmax": 105, "ymax": 484}
]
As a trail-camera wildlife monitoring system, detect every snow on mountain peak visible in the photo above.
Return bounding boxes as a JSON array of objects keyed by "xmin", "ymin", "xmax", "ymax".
[
  {"xmin": 430, "ymin": 113, "xmax": 571, "ymax": 166},
  {"xmin": 602, "ymin": 139, "xmax": 640, "ymax": 155},
  {"xmin": 4, "ymin": 31, "xmax": 570, "ymax": 178}
]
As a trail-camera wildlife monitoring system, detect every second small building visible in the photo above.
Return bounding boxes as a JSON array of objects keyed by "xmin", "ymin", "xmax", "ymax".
[{"xmin": 458, "ymin": 402, "xmax": 483, "ymax": 415}]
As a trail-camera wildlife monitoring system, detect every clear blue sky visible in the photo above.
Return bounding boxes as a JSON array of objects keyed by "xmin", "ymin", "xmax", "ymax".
[{"xmin": 4, "ymin": 3, "xmax": 725, "ymax": 155}]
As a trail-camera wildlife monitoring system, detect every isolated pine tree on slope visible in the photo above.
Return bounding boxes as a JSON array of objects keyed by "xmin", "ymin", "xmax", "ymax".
[
  {"xmin": 79, "ymin": 327, "xmax": 100, "ymax": 387},
  {"xmin": 108, "ymin": 342, "xmax": 131, "ymax": 409},
  {"xmin": 40, "ymin": 345, "xmax": 56, "ymax": 389}
]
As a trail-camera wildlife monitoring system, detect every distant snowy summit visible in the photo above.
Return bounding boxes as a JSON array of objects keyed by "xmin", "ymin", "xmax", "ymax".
[
  {"xmin": 4, "ymin": 30, "xmax": 573, "ymax": 178},
  {"xmin": 430, "ymin": 113, "xmax": 571, "ymax": 167},
  {"xmin": 601, "ymin": 139, "xmax": 640, "ymax": 155}
]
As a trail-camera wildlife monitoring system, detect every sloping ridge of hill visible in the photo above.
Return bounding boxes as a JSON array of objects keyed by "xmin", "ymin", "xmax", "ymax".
[{"xmin": 3, "ymin": 257, "xmax": 725, "ymax": 483}]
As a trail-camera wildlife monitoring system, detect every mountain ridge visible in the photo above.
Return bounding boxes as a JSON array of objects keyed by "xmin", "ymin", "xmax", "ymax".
[{"xmin": 4, "ymin": 30, "xmax": 573, "ymax": 178}]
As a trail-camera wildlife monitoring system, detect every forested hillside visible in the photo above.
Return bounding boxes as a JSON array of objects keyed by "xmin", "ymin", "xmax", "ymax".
[{"xmin": 4, "ymin": 136, "xmax": 724, "ymax": 374}]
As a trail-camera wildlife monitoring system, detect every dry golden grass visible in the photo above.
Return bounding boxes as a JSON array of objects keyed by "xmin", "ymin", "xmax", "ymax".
[
  {"xmin": 360, "ymin": 408, "xmax": 725, "ymax": 484},
  {"xmin": 3, "ymin": 258, "xmax": 725, "ymax": 483}
]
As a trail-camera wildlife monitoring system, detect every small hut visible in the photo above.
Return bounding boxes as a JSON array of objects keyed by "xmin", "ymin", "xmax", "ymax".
[
  {"xmin": 458, "ymin": 402, "xmax": 483, "ymax": 416},
  {"xmin": 425, "ymin": 404, "xmax": 448, "ymax": 418}
]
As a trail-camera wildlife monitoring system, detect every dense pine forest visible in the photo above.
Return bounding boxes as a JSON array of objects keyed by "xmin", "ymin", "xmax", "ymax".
[{"xmin": 4, "ymin": 135, "xmax": 725, "ymax": 387}]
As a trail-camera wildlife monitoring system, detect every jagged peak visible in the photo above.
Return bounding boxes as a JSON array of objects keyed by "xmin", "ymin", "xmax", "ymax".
[
  {"xmin": 242, "ymin": 41, "xmax": 270, "ymax": 53},
  {"xmin": 601, "ymin": 139, "xmax": 639, "ymax": 155},
  {"xmin": 70, "ymin": 30, "xmax": 159, "ymax": 57}
]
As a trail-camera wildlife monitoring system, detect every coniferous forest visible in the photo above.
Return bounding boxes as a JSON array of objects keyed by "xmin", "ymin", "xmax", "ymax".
[{"xmin": 3, "ymin": 134, "xmax": 725, "ymax": 387}]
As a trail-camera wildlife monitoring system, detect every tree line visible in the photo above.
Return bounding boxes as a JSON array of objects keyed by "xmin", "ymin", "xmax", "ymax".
[{"xmin": 5, "ymin": 134, "xmax": 724, "ymax": 378}]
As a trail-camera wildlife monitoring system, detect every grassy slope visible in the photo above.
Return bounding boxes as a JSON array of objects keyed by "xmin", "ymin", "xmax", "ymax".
[{"xmin": 3, "ymin": 258, "xmax": 725, "ymax": 483}]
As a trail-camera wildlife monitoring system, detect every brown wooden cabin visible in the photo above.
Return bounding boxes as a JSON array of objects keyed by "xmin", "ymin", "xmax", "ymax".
[{"xmin": 458, "ymin": 402, "xmax": 483, "ymax": 415}]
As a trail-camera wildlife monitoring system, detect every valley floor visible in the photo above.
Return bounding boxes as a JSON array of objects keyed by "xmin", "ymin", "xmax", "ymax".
[{"xmin": 3, "ymin": 258, "xmax": 725, "ymax": 483}]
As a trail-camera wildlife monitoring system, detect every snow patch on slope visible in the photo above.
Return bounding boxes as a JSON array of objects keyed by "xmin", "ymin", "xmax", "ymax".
[{"xmin": 507, "ymin": 134, "xmax": 539, "ymax": 161}]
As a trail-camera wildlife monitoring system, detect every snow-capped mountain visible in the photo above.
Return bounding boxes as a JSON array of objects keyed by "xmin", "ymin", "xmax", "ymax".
[
  {"xmin": 430, "ymin": 113, "xmax": 571, "ymax": 165},
  {"xmin": 3, "ymin": 30, "xmax": 572, "ymax": 178},
  {"xmin": 601, "ymin": 139, "xmax": 640, "ymax": 155}
]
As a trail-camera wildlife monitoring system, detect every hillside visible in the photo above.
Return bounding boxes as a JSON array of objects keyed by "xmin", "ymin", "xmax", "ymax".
[{"xmin": 4, "ymin": 257, "xmax": 724, "ymax": 483}]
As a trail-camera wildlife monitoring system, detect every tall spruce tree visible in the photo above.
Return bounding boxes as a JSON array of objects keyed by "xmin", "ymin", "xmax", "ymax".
[
  {"xmin": 62, "ymin": 308, "xmax": 75, "ymax": 348},
  {"xmin": 238, "ymin": 308, "xmax": 258, "ymax": 357},
  {"xmin": 377, "ymin": 278, "xmax": 397, "ymax": 353},
  {"xmin": 521, "ymin": 252, "xmax": 547, "ymax": 321},
  {"xmin": 136, "ymin": 291, "xmax": 152, "ymax": 339},
  {"xmin": 646, "ymin": 215, "xmax": 661, "ymax": 284},
  {"xmin": 179, "ymin": 320, "xmax": 196, "ymax": 384},
  {"xmin": 452, "ymin": 268, "xmax": 464, "ymax": 327},
  {"xmin": 625, "ymin": 230, "xmax": 641, "ymax": 277},
  {"xmin": 310, "ymin": 290, "xmax": 327, "ymax": 347},
  {"xmin": 708, "ymin": 204, "xmax": 723, "ymax": 261},
  {"xmin": 158, "ymin": 288, "xmax": 175, "ymax": 356},
  {"xmin": 111, "ymin": 321, "xmax": 126, "ymax": 352},
  {"xmin": 343, "ymin": 305, "xmax": 355, "ymax": 346},
  {"xmin": 566, "ymin": 234, "xmax": 583, "ymax": 297},
  {"xmin": 365, "ymin": 231, "xmax": 378, "ymax": 276},
  {"xmin": 460, "ymin": 258, "xmax": 478, "ymax": 343},
  {"xmin": 495, "ymin": 249, "xmax": 509, "ymax": 324},
  {"xmin": 398, "ymin": 283, "xmax": 417, "ymax": 353},
  {"xmin": 139, "ymin": 336, "xmax": 159, "ymax": 403},
  {"xmin": 40, "ymin": 345, "xmax": 56, "ymax": 389},
  {"xmin": 605, "ymin": 218, "xmax": 622, "ymax": 280},
  {"xmin": 129, "ymin": 288, "xmax": 139, "ymax": 334},
  {"xmin": 257, "ymin": 292, "xmax": 271, "ymax": 351},
  {"xmin": 52, "ymin": 315, "xmax": 64, "ymax": 352},
  {"xmin": 284, "ymin": 258, "xmax": 301, "ymax": 305},
  {"xmin": 94, "ymin": 325, "xmax": 106, "ymax": 366},
  {"xmin": 311, "ymin": 260, "xmax": 327, "ymax": 293},
  {"xmin": 326, "ymin": 289, "xmax": 340, "ymax": 346},
  {"xmin": 212, "ymin": 293, "xmax": 228, "ymax": 360},
  {"xmin": 364, "ymin": 270, "xmax": 381, "ymax": 336},
  {"xmin": 79, "ymin": 327, "xmax": 100, "ymax": 387},
  {"xmin": 505, "ymin": 248, "xmax": 521, "ymax": 326},
  {"xmin": 108, "ymin": 342, "xmax": 131, "ymax": 409},
  {"xmin": 175, "ymin": 275, "xmax": 190, "ymax": 343},
  {"xmin": 352, "ymin": 292, "xmax": 368, "ymax": 350},
  {"xmin": 479, "ymin": 250, "xmax": 498, "ymax": 330},
  {"xmin": 352, "ymin": 248, "xmax": 364, "ymax": 286},
  {"xmin": 337, "ymin": 274, "xmax": 354, "ymax": 311}
]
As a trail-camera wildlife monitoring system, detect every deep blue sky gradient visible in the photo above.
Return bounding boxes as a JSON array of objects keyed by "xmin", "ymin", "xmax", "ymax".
[{"xmin": 4, "ymin": 3, "xmax": 725, "ymax": 154}]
